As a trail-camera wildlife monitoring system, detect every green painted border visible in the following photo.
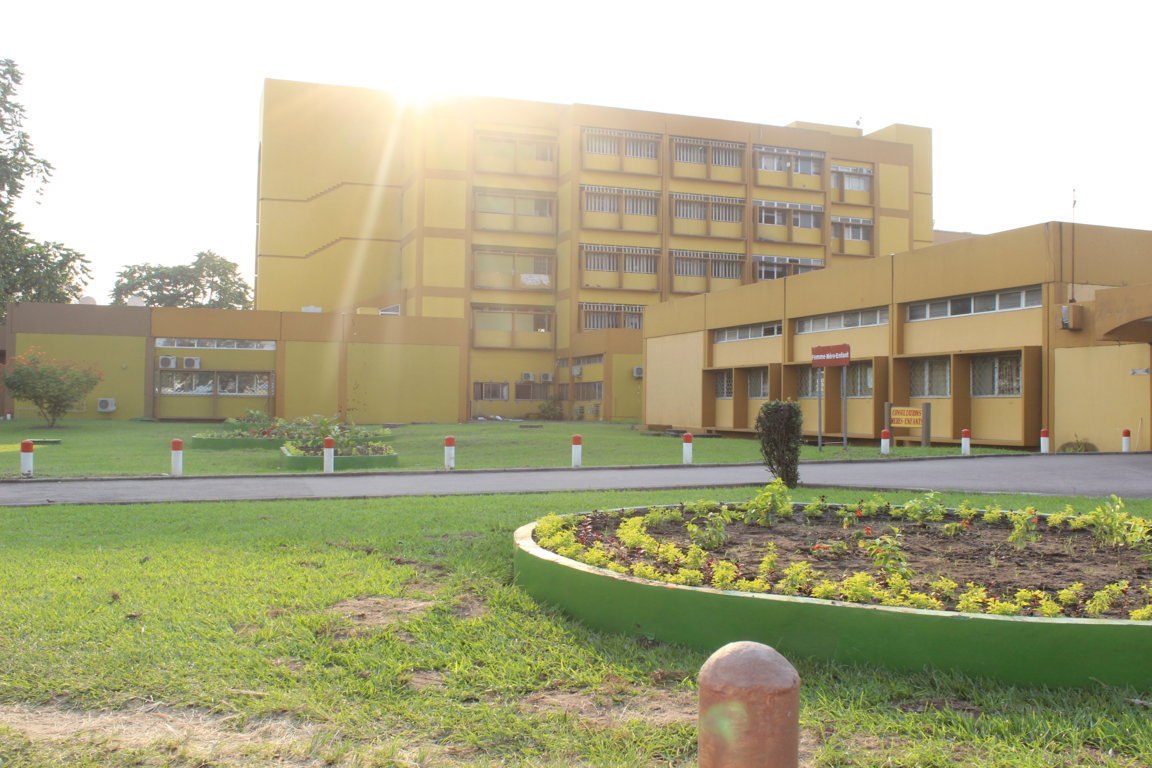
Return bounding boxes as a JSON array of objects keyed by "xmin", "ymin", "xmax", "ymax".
[
  {"xmin": 514, "ymin": 522, "xmax": 1152, "ymax": 691},
  {"xmin": 277, "ymin": 447, "xmax": 399, "ymax": 471},
  {"xmin": 188, "ymin": 436, "xmax": 285, "ymax": 450}
]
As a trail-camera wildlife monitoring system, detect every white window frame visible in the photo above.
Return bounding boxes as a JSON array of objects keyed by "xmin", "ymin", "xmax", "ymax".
[{"xmin": 747, "ymin": 368, "xmax": 770, "ymax": 399}]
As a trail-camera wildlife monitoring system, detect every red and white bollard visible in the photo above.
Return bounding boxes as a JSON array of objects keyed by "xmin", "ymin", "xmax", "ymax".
[
  {"xmin": 880, "ymin": 428, "xmax": 891, "ymax": 455},
  {"xmin": 20, "ymin": 440, "xmax": 33, "ymax": 478},
  {"xmin": 4, "ymin": 410, "xmax": 11, "ymax": 421},
  {"xmin": 1122, "ymin": 429, "xmax": 1132, "ymax": 453},
  {"xmin": 1040, "ymin": 428, "xmax": 1050, "ymax": 454},
  {"xmin": 682, "ymin": 433, "xmax": 694, "ymax": 464},
  {"xmin": 961, "ymin": 428, "xmax": 971, "ymax": 456},
  {"xmin": 571, "ymin": 434, "xmax": 583, "ymax": 468},
  {"xmin": 171, "ymin": 438, "xmax": 184, "ymax": 477},
  {"xmin": 444, "ymin": 435, "xmax": 456, "ymax": 470},
  {"xmin": 323, "ymin": 436, "xmax": 335, "ymax": 473}
]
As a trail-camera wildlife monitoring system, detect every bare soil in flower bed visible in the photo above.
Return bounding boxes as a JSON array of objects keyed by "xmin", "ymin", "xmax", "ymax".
[{"xmin": 570, "ymin": 503, "xmax": 1152, "ymax": 620}]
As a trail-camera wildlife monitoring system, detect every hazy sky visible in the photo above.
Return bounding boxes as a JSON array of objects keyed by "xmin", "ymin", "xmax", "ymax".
[{"xmin": 6, "ymin": 0, "xmax": 1147, "ymax": 301}]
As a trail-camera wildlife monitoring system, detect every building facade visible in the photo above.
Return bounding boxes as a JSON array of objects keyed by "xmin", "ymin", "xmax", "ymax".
[
  {"xmin": 643, "ymin": 222, "xmax": 1152, "ymax": 450},
  {"xmin": 255, "ymin": 79, "xmax": 933, "ymax": 421}
]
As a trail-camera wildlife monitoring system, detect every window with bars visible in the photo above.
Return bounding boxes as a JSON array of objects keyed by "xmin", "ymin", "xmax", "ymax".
[
  {"xmin": 623, "ymin": 196, "xmax": 657, "ymax": 215},
  {"xmin": 625, "ymin": 137, "xmax": 659, "ymax": 158},
  {"xmin": 797, "ymin": 367, "xmax": 824, "ymax": 398},
  {"xmin": 475, "ymin": 190, "xmax": 555, "ymax": 217},
  {"xmin": 711, "ymin": 260, "xmax": 742, "ymax": 279},
  {"xmin": 584, "ymin": 130, "xmax": 660, "ymax": 160},
  {"xmin": 584, "ymin": 251, "xmax": 619, "ymax": 271},
  {"xmin": 714, "ymin": 322, "xmax": 782, "ymax": 343},
  {"xmin": 712, "ymin": 147, "xmax": 742, "ymax": 167},
  {"xmin": 673, "ymin": 138, "xmax": 746, "ymax": 174},
  {"xmin": 747, "ymin": 368, "xmax": 770, "ymax": 398},
  {"xmin": 582, "ymin": 304, "xmax": 644, "ymax": 330},
  {"xmin": 971, "ymin": 353, "xmax": 1021, "ymax": 397},
  {"xmin": 906, "ymin": 286, "xmax": 1043, "ymax": 321},
  {"xmin": 674, "ymin": 257, "xmax": 707, "ymax": 277},
  {"xmin": 473, "ymin": 381, "xmax": 509, "ymax": 401},
  {"xmin": 586, "ymin": 192, "xmax": 618, "ymax": 213},
  {"xmin": 755, "ymin": 146, "xmax": 824, "ymax": 176},
  {"xmin": 623, "ymin": 252, "xmax": 658, "ymax": 273},
  {"xmin": 572, "ymin": 381, "xmax": 604, "ymax": 400},
  {"xmin": 675, "ymin": 142, "xmax": 707, "ymax": 163},
  {"xmin": 673, "ymin": 196, "xmax": 745, "ymax": 225},
  {"xmin": 844, "ymin": 362, "xmax": 873, "ymax": 397},
  {"xmin": 674, "ymin": 199, "xmax": 707, "ymax": 219},
  {"xmin": 515, "ymin": 382, "xmax": 552, "ymax": 401},
  {"xmin": 715, "ymin": 370, "xmax": 734, "ymax": 399},
  {"xmin": 573, "ymin": 354, "xmax": 604, "ymax": 365},
  {"xmin": 909, "ymin": 357, "xmax": 951, "ymax": 398},
  {"xmin": 582, "ymin": 186, "xmax": 660, "ymax": 223},
  {"xmin": 713, "ymin": 203, "xmax": 743, "ymax": 223}
]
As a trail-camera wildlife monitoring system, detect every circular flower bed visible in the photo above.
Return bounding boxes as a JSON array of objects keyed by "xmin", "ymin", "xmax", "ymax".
[{"xmin": 532, "ymin": 481, "xmax": 1152, "ymax": 621}]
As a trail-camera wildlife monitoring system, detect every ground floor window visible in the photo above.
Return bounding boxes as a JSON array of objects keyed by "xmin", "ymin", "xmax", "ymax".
[
  {"xmin": 473, "ymin": 381, "xmax": 508, "ymax": 401},
  {"xmin": 747, "ymin": 368, "xmax": 770, "ymax": 398},
  {"xmin": 157, "ymin": 371, "xmax": 273, "ymax": 396},
  {"xmin": 845, "ymin": 362, "xmax": 873, "ymax": 397},
  {"xmin": 797, "ymin": 367, "xmax": 823, "ymax": 398},
  {"xmin": 971, "ymin": 353, "xmax": 1021, "ymax": 396},
  {"xmin": 715, "ymin": 370, "xmax": 733, "ymax": 399},
  {"xmin": 909, "ymin": 357, "xmax": 950, "ymax": 398},
  {"xmin": 514, "ymin": 382, "xmax": 551, "ymax": 401}
]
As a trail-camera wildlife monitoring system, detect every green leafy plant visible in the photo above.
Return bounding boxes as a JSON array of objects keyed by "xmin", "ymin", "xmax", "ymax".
[
  {"xmin": 860, "ymin": 527, "xmax": 912, "ymax": 577},
  {"xmin": 0, "ymin": 347, "xmax": 102, "ymax": 427},
  {"xmin": 755, "ymin": 400, "xmax": 803, "ymax": 488}
]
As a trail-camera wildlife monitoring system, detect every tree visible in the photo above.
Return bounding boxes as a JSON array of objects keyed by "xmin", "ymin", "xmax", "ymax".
[
  {"xmin": 111, "ymin": 251, "xmax": 252, "ymax": 309},
  {"xmin": 1, "ymin": 347, "xmax": 102, "ymax": 427},
  {"xmin": 755, "ymin": 400, "xmax": 803, "ymax": 488},
  {"xmin": 0, "ymin": 59, "xmax": 90, "ymax": 318}
]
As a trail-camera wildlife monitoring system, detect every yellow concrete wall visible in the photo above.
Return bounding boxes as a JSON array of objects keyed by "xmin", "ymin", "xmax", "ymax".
[
  {"xmin": 902, "ymin": 309, "xmax": 1043, "ymax": 355},
  {"xmin": 610, "ymin": 353, "xmax": 644, "ymax": 421},
  {"xmin": 283, "ymin": 341, "xmax": 341, "ymax": 417},
  {"xmin": 970, "ymin": 397, "xmax": 1025, "ymax": 443},
  {"xmin": 346, "ymin": 343, "xmax": 459, "ymax": 423},
  {"xmin": 1054, "ymin": 344, "xmax": 1151, "ymax": 451},
  {"xmin": 258, "ymin": 241, "xmax": 399, "ymax": 313},
  {"xmin": 644, "ymin": 333, "xmax": 706, "ymax": 427},
  {"xmin": 713, "ymin": 338, "xmax": 783, "ymax": 368},
  {"xmin": 13, "ymin": 334, "xmax": 146, "ymax": 420}
]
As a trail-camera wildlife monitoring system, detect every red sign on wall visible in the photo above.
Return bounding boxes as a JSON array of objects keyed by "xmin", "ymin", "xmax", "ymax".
[{"xmin": 811, "ymin": 344, "xmax": 851, "ymax": 367}]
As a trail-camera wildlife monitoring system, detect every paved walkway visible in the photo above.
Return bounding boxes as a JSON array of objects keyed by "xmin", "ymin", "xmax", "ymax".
[{"xmin": 1, "ymin": 453, "xmax": 1150, "ymax": 507}]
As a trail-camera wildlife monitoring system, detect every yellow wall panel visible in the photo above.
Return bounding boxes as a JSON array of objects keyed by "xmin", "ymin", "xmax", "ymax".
[
  {"xmin": 15, "ymin": 334, "xmax": 147, "ymax": 420},
  {"xmin": 878, "ymin": 163, "xmax": 910, "ymax": 209},
  {"xmin": 283, "ymin": 341, "xmax": 341, "ymax": 417},
  {"xmin": 422, "ymin": 237, "xmax": 466, "ymax": 288},
  {"xmin": 902, "ymin": 310, "xmax": 1043, "ymax": 356},
  {"xmin": 422, "ymin": 297, "xmax": 465, "ymax": 318},
  {"xmin": 644, "ymin": 333, "xmax": 706, "ymax": 427},
  {"xmin": 346, "ymin": 343, "xmax": 460, "ymax": 423},
  {"xmin": 1055, "ymin": 345, "xmax": 1151, "ymax": 451},
  {"xmin": 424, "ymin": 179, "xmax": 467, "ymax": 229}
]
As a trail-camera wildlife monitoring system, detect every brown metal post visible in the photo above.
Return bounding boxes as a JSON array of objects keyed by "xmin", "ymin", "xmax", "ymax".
[
  {"xmin": 698, "ymin": 641, "xmax": 800, "ymax": 768},
  {"xmin": 921, "ymin": 401, "xmax": 932, "ymax": 447}
]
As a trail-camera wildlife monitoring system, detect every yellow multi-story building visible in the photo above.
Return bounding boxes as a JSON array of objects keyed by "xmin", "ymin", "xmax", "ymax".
[{"xmin": 255, "ymin": 79, "xmax": 933, "ymax": 421}]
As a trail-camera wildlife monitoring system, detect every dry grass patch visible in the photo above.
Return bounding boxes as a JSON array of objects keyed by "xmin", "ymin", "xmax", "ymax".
[{"xmin": 328, "ymin": 596, "xmax": 435, "ymax": 630}]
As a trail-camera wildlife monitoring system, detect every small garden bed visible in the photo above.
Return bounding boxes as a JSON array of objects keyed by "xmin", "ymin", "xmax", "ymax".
[
  {"xmin": 279, "ymin": 443, "xmax": 398, "ymax": 471},
  {"xmin": 516, "ymin": 482, "xmax": 1152, "ymax": 688}
]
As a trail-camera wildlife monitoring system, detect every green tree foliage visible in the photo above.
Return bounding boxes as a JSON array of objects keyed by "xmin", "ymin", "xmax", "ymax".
[
  {"xmin": 111, "ymin": 251, "xmax": 252, "ymax": 309},
  {"xmin": 1, "ymin": 347, "xmax": 102, "ymax": 427},
  {"xmin": 755, "ymin": 399, "xmax": 803, "ymax": 487},
  {"xmin": 0, "ymin": 59, "xmax": 90, "ymax": 318}
]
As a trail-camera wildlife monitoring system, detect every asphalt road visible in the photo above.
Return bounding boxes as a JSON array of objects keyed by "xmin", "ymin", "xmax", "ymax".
[{"xmin": 1, "ymin": 453, "xmax": 1150, "ymax": 507}]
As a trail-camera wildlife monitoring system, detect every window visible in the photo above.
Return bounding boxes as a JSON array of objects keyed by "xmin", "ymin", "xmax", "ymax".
[
  {"xmin": 671, "ymin": 194, "xmax": 746, "ymax": 228},
  {"xmin": 515, "ymin": 382, "xmax": 552, "ymax": 401},
  {"xmin": 714, "ymin": 322, "xmax": 782, "ymax": 343},
  {"xmin": 581, "ymin": 185, "xmax": 660, "ymax": 227},
  {"xmin": 754, "ymin": 145, "xmax": 824, "ymax": 176},
  {"xmin": 971, "ymin": 353, "xmax": 1022, "ymax": 397},
  {"xmin": 759, "ymin": 208, "xmax": 786, "ymax": 225},
  {"xmin": 581, "ymin": 303, "xmax": 644, "ymax": 330},
  {"xmin": 711, "ymin": 259, "xmax": 742, "ymax": 279},
  {"xmin": 216, "ymin": 372, "xmax": 274, "ymax": 396},
  {"xmin": 797, "ymin": 367, "xmax": 823, "ymax": 398},
  {"xmin": 909, "ymin": 357, "xmax": 950, "ymax": 398},
  {"xmin": 754, "ymin": 200, "xmax": 824, "ymax": 233},
  {"xmin": 473, "ymin": 382, "xmax": 509, "ymax": 401},
  {"xmin": 475, "ymin": 134, "xmax": 557, "ymax": 175},
  {"xmin": 906, "ymin": 286, "xmax": 1043, "ymax": 322},
  {"xmin": 473, "ymin": 249, "xmax": 554, "ymax": 290},
  {"xmin": 795, "ymin": 307, "xmax": 889, "ymax": 334},
  {"xmin": 472, "ymin": 305, "xmax": 554, "ymax": 346},
  {"xmin": 155, "ymin": 338, "xmax": 276, "ymax": 350},
  {"xmin": 832, "ymin": 165, "xmax": 873, "ymax": 191},
  {"xmin": 747, "ymin": 368, "xmax": 770, "ymax": 398},
  {"xmin": 475, "ymin": 189, "xmax": 556, "ymax": 222},
  {"xmin": 583, "ymin": 128, "xmax": 661, "ymax": 162},
  {"xmin": 712, "ymin": 147, "xmax": 742, "ymax": 167},
  {"xmin": 675, "ymin": 142, "xmax": 707, "ymax": 163},
  {"xmin": 157, "ymin": 371, "xmax": 216, "ymax": 395},
  {"xmin": 585, "ymin": 250, "xmax": 618, "ymax": 271},
  {"xmin": 715, "ymin": 370, "xmax": 734, "ymax": 399},
  {"xmin": 625, "ymin": 137, "xmax": 659, "ymax": 159},
  {"xmin": 672, "ymin": 250, "xmax": 744, "ymax": 282},
  {"xmin": 585, "ymin": 134, "xmax": 618, "ymax": 155},
  {"xmin": 832, "ymin": 218, "xmax": 873, "ymax": 241},
  {"xmin": 845, "ymin": 362, "xmax": 873, "ymax": 397},
  {"xmin": 572, "ymin": 381, "xmax": 604, "ymax": 400},
  {"xmin": 792, "ymin": 211, "xmax": 821, "ymax": 229},
  {"xmin": 581, "ymin": 244, "xmax": 659, "ymax": 276},
  {"xmin": 675, "ymin": 199, "xmax": 706, "ymax": 219},
  {"xmin": 573, "ymin": 354, "xmax": 603, "ymax": 366}
]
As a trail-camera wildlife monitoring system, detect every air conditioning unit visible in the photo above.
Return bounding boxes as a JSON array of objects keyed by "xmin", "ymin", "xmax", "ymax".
[
  {"xmin": 521, "ymin": 372, "xmax": 535, "ymax": 382},
  {"xmin": 1060, "ymin": 304, "xmax": 1083, "ymax": 331},
  {"xmin": 632, "ymin": 366, "xmax": 644, "ymax": 378},
  {"xmin": 571, "ymin": 365, "xmax": 583, "ymax": 378},
  {"xmin": 183, "ymin": 357, "xmax": 201, "ymax": 370},
  {"xmin": 540, "ymin": 372, "xmax": 554, "ymax": 383},
  {"xmin": 158, "ymin": 355, "xmax": 177, "ymax": 369},
  {"xmin": 96, "ymin": 397, "xmax": 117, "ymax": 413}
]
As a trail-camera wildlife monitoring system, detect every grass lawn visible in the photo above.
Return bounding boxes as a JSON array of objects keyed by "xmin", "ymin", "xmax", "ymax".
[
  {"xmin": 0, "ymin": 419, "xmax": 1025, "ymax": 479},
  {"xmin": 1, "ymin": 486, "xmax": 1149, "ymax": 767}
]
